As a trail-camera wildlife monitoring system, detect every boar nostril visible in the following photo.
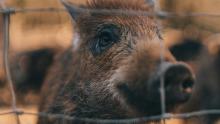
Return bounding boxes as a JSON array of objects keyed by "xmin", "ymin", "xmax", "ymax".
[{"xmin": 181, "ymin": 78, "xmax": 194, "ymax": 93}]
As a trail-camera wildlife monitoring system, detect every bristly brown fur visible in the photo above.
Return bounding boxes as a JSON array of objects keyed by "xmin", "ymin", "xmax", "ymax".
[
  {"xmin": 86, "ymin": 0, "xmax": 152, "ymax": 11},
  {"xmin": 38, "ymin": 0, "xmax": 195, "ymax": 123}
]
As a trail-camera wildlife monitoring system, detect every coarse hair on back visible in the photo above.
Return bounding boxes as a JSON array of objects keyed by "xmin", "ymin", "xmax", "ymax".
[{"xmin": 86, "ymin": 0, "xmax": 153, "ymax": 11}]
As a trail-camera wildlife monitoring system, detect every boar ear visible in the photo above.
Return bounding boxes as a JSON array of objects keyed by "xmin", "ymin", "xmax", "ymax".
[{"xmin": 61, "ymin": 0, "xmax": 83, "ymax": 21}]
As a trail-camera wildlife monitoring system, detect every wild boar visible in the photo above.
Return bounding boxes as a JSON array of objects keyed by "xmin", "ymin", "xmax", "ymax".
[
  {"xmin": 180, "ymin": 46, "xmax": 220, "ymax": 124},
  {"xmin": 0, "ymin": 48, "xmax": 55, "ymax": 105},
  {"xmin": 38, "ymin": 0, "xmax": 195, "ymax": 123}
]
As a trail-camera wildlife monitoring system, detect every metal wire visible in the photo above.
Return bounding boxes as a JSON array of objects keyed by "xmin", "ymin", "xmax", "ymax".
[
  {"xmin": 2, "ymin": 9, "xmax": 21, "ymax": 124},
  {"xmin": 0, "ymin": 111, "xmax": 15, "ymax": 116},
  {"xmin": 0, "ymin": 109, "xmax": 220, "ymax": 123},
  {"xmin": 1, "ymin": 7, "xmax": 220, "ymax": 18},
  {"xmin": 151, "ymin": 0, "xmax": 167, "ymax": 123}
]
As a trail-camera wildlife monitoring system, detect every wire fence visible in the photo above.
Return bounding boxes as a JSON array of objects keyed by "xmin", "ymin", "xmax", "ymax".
[{"xmin": 0, "ymin": 0, "xmax": 220, "ymax": 124}]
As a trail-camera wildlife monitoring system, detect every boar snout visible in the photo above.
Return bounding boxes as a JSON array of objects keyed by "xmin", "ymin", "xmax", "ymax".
[
  {"xmin": 116, "ymin": 62, "xmax": 195, "ymax": 116},
  {"xmin": 150, "ymin": 62, "xmax": 195, "ymax": 110},
  {"xmin": 164, "ymin": 63, "xmax": 194, "ymax": 102}
]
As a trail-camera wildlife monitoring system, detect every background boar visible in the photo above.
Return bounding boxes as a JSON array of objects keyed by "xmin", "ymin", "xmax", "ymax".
[
  {"xmin": 179, "ymin": 44, "xmax": 220, "ymax": 124},
  {"xmin": 0, "ymin": 48, "xmax": 56, "ymax": 105},
  {"xmin": 168, "ymin": 36, "xmax": 207, "ymax": 73},
  {"xmin": 11, "ymin": 48, "xmax": 56, "ymax": 93}
]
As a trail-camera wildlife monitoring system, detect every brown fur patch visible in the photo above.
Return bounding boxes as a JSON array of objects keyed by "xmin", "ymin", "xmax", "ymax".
[{"xmin": 86, "ymin": 0, "xmax": 152, "ymax": 11}]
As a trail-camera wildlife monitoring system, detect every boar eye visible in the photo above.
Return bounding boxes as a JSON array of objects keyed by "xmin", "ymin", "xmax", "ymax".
[{"xmin": 90, "ymin": 25, "xmax": 120, "ymax": 56}]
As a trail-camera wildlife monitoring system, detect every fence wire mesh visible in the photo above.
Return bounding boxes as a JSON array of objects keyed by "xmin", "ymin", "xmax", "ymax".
[{"xmin": 0, "ymin": 0, "xmax": 220, "ymax": 124}]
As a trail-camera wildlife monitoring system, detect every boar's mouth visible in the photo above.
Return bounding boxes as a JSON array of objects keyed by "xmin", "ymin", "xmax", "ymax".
[
  {"xmin": 116, "ymin": 63, "xmax": 195, "ymax": 116},
  {"xmin": 117, "ymin": 82, "xmax": 163, "ymax": 116},
  {"xmin": 117, "ymin": 81, "xmax": 194, "ymax": 116}
]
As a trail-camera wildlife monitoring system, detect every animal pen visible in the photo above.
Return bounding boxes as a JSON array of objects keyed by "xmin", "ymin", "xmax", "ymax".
[{"xmin": 0, "ymin": 0, "xmax": 220, "ymax": 124}]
